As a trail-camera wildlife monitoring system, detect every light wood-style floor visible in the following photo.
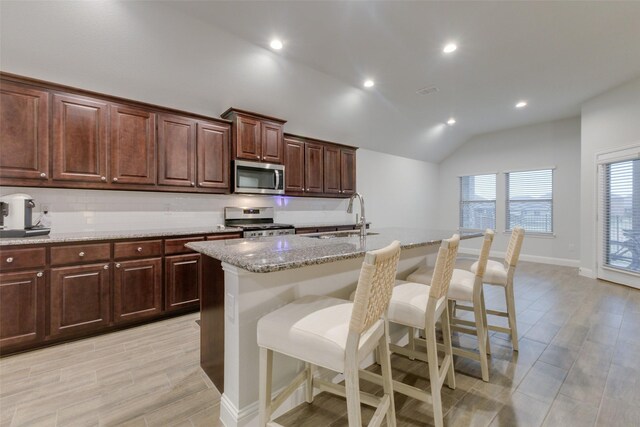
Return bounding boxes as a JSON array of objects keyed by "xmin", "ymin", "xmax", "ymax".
[{"xmin": 1, "ymin": 261, "xmax": 639, "ymax": 426}]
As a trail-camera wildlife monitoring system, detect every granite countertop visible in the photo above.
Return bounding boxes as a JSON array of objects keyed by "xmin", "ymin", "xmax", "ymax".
[
  {"xmin": 0, "ymin": 226, "xmax": 243, "ymax": 246},
  {"xmin": 186, "ymin": 227, "xmax": 482, "ymax": 273}
]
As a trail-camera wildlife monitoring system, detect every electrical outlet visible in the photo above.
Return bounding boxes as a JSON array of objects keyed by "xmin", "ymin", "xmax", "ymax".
[{"xmin": 41, "ymin": 204, "xmax": 50, "ymax": 213}]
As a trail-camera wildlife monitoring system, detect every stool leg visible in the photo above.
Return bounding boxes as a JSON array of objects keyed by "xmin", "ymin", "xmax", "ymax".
[
  {"xmin": 378, "ymin": 330, "xmax": 397, "ymax": 427},
  {"xmin": 305, "ymin": 362, "xmax": 315, "ymax": 403},
  {"xmin": 506, "ymin": 285, "xmax": 519, "ymax": 351},
  {"xmin": 474, "ymin": 296, "xmax": 490, "ymax": 382},
  {"xmin": 480, "ymin": 291, "xmax": 491, "ymax": 355},
  {"xmin": 258, "ymin": 347, "xmax": 273, "ymax": 427},
  {"xmin": 426, "ymin": 322, "xmax": 444, "ymax": 427},
  {"xmin": 441, "ymin": 303, "xmax": 456, "ymax": 390},
  {"xmin": 408, "ymin": 326, "xmax": 416, "ymax": 360},
  {"xmin": 344, "ymin": 355, "xmax": 362, "ymax": 427}
]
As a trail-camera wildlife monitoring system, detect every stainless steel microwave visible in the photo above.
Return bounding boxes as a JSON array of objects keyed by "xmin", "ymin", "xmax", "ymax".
[{"xmin": 233, "ymin": 160, "xmax": 285, "ymax": 195}]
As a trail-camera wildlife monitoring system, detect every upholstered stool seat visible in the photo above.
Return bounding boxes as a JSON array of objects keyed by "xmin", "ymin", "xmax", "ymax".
[
  {"xmin": 470, "ymin": 259, "xmax": 507, "ymax": 285},
  {"xmin": 387, "ymin": 280, "xmax": 446, "ymax": 329},
  {"xmin": 406, "ymin": 268, "xmax": 475, "ymax": 302},
  {"xmin": 257, "ymin": 295, "xmax": 384, "ymax": 373}
]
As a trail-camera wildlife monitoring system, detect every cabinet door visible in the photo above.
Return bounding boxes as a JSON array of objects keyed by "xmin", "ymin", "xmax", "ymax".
[
  {"xmin": 261, "ymin": 121, "xmax": 283, "ymax": 164},
  {"xmin": 113, "ymin": 258, "xmax": 162, "ymax": 323},
  {"xmin": 305, "ymin": 142, "xmax": 324, "ymax": 194},
  {"xmin": 0, "ymin": 270, "xmax": 45, "ymax": 350},
  {"xmin": 158, "ymin": 114, "xmax": 196, "ymax": 187},
  {"xmin": 340, "ymin": 148, "xmax": 357, "ymax": 195},
  {"xmin": 50, "ymin": 263, "xmax": 110, "ymax": 336},
  {"xmin": 323, "ymin": 145, "xmax": 341, "ymax": 195},
  {"xmin": 110, "ymin": 104, "xmax": 156, "ymax": 185},
  {"xmin": 235, "ymin": 115, "xmax": 261, "ymax": 161},
  {"xmin": 284, "ymin": 137, "xmax": 304, "ymax": 193},
  {"xmin": 165, "ymin": 254, "xmax": 201, "ymax": 311},
  {"xmin": 0, "ymin": 82, "xmax": 49, "ymax": 180},
  {"xmin": 52, "ymin": 93, "xmax": 108, "ymax": 182},
  {"xmin": 197, "ymin": 122, "xmax": 229, "ymax": 189}
]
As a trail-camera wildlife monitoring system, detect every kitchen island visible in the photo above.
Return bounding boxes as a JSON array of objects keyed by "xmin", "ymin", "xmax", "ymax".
[{"xmin": 187, "ymin": 228, "xmax": 480, "ymax": 427}]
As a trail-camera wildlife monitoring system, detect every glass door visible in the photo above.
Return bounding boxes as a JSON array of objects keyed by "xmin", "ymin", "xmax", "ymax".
[{"xmin": 598, "ymin": 149, "xmax": 640, "ymax": 288}]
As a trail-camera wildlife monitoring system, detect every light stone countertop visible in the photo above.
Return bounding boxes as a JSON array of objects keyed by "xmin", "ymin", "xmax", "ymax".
[
  {"xmin": 186, "ymin": 227, "xmax": 482, "ymax": 273},
  {"xmin": 0, "ymin": 226, "xmax": 243, "ymax": 246}
]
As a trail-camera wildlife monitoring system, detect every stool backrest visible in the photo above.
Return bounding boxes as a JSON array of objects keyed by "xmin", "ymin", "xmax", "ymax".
[
  {"xmin": 474, "ymin": 229, "xmax": 495, "ymax": 278},
  {"xmin": 429, "ymin": 234, "xmax": 460, "ymax": 299},
  {"xmin": 505, "ymin": 227, "xmax": 525, "ymax": 267},
  {"xmin": 350, "ymin": 240, "xmax": 401, "ymax": 334}
]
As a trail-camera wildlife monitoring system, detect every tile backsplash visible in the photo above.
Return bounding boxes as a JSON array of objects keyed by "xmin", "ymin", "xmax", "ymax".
[{"xmin": 0, "ymin": 187, "xmax": 353, "ymax": 233}]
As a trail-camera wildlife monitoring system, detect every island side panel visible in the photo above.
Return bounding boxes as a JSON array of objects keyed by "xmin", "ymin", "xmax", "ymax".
[{"xmin": 200, "ymin": 255, "xmax": 225, "ymax": 392}]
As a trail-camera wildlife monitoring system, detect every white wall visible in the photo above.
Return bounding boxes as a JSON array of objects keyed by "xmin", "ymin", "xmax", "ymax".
[
  {"xmin": 438, "ymin": 117, "xmax": 582, "ymax": 266},
  {"xmin": 0, "ymin": 2, "xmax": 441, "ymax": 233},
  {"xmin": 580, "ymin": 76, "xmax": 640, "ymax": 277}
]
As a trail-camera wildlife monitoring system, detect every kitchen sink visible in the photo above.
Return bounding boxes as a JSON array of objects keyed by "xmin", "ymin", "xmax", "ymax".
[{"xmin": 303, "ymin": 230, "xmax": 380, "ymax": 239}]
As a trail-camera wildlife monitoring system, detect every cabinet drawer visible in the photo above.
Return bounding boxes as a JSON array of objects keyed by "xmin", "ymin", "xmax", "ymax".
[
  {"xmin": 51, "ymin": 243, "xmax": 111, "ymax": 266},
  {"xmin": 114, "ymin": 240, "xmax": 162, "ymax": 260},
  {"xmin": 0, "ymin": 247, "xmax": 46, "ymax": 270},
  {"xmin": 164, "ymin": 236, "xmax": 204, "ymax": 255},
  {"xmin": 205, "ymin": 233, "xmax": 242, "ymax": 241}
]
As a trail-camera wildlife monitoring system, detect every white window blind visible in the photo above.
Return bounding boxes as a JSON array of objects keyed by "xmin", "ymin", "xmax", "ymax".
[
  {"xmin": 506, "ymin": 169, "xmax": 553, "ymax": 233},
  {"xmin": 602, "ymin": 159, "xmax": 640, "ymax": 274},
  {"xmin": 460, "ymin": 174, "xmax": 496, "ymax": 230}
]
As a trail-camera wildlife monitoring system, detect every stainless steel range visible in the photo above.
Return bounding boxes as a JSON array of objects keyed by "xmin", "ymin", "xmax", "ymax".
[{"xmin": 224, "ymin": 207, "xmax": 295, "ymax": 238}]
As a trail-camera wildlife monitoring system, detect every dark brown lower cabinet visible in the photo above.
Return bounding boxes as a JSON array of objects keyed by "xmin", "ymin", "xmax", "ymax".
[
  {"xmin": 50, "ymin": 263, "xmax": 111, "ymax": 336},
  {"xmin": 165, "ymin": 254, "xmax": 201, "ymax": 311},
  {"xmin": 0, "ymin": 270, "xmax": 45, "ymax": 349},
  {"xmin": 114, "ymin": 258, "xmax": 162, "ymax": 323}
]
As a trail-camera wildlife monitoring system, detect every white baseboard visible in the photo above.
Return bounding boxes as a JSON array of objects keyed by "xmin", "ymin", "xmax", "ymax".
[
  {"xmin": 458, "ymin": 248, "xmax": 580, "ymax": 268},
  {"xmin": 578, "ymin": 267, "xmax": 596, "ymax": 278}
]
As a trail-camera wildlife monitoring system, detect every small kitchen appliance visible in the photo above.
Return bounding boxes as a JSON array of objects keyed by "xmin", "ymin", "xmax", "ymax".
[
  {"xmin": 233, "ymin": 160, "xmax": 285, "ymax": 195},
  {"xmin": 224, "ymin": 207, "xmax": 294, "ymax": 238},
  {"xmin": 0, "ymin": 193, "xmax": 51, "ymax": 238}
]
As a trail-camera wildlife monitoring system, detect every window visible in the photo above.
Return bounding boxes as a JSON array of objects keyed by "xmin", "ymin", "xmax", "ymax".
[
  {"xmin": 460, "ymin": 174, "xmax": 496, "ymax": 230},
  {"xmin": 506, "ymin": 169, "xmax": 553, "ymax": 233}
]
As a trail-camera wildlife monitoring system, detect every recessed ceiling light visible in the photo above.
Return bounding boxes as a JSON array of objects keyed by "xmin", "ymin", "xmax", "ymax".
[
  {"xmin": 443, "ymin": 43, "xmax": 457, "ymax": 54},
  {"xmin": 270, "ymin": 39, "xmax": 283, "ymax": 50},
  {"xmin": 363, "ymin": 79, "xmax": 375, "ymax": 88},
  {"xmin": 447, "ymin": 118, "xmax": 456, "ymax": 126},
  {"xmin": 515, "ymin": 101, "xmax": 528, "ymax": 108}
]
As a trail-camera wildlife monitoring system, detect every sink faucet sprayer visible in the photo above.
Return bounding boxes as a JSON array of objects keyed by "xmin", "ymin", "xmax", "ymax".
[{"xmin": 347, "ymin": 192, "xmax": 366, "ymax": 238}]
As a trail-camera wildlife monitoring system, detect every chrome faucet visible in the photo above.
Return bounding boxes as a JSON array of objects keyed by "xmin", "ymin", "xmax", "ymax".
[{"xmin": 347, "ymin": 192, "xmax": 366, "ymax": 238}]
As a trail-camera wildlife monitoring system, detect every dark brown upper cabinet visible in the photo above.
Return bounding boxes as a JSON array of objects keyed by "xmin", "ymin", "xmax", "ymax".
[
  {"xmin": 222, "ymin": 108, "xmax": 286, "ymax": 164},
  {"xmin": 305, "ymin": 141, "xmax": 324, "ymax": 194},
  {"xmin": 284, "ymin": 136, "xmax": 305, "ymax": 194},
  {"xmin": 110, "ymin": 104, "xmax": 156, "ymax": 185},
  {"xmin": 53, "ymin": 93, "xmax": 108, "ymax": 183},
  {"xmin": 0, "ymin": 81, "xmax": 50, "ymax": 181},
  {"xmin": 340, "ymin": 148, "xmax": 357, "ymax": 196},
  {"xmin": 323, "ymin": 145, "xmax": 341, "ymax": 195},
  {"xmin": 157, "ymin": 114, "xmax": 197, "ymax": 188},
  {"xmin": 197, "ymin": 121, "xmax": 229, "ymax": 189}
]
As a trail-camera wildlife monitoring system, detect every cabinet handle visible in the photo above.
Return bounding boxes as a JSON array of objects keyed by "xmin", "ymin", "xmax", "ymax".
[
  {"xmin": 37, "ymin": 272, "xmax": 43, "ymax": 277},
  {"xmin": 6, "ymin": 257, "xmax": 13, "ymax": 263},
  {"xmin": 115, "ymin": 263, "xmax": 120, "ymax": 268},
  {"xmin": 101, "ymin": 176, "xmax": 107, "ymax": 182},
  {"xmin": 199, "ymin": 182, "xmax": 204, "ymax": 186},
  {"xmin": 191, "ymin": 182, "xmax": 195, "ymax": 186},
  {"xmin": 307, "ymin": 188, "xmax": 310, "ymax": 191},
  {"xmin": 137, "ymin": 247, "xmax": 143, "ymax": 252},
  {"xmin": 78, "ymin": 251, "xmax": 85, "ymax": 257},
  {"xmin": 113, "ymin": 177, "xmax": 119, "ymax": 182},
  {"xmin": 104, "ymin": 264, "xmax": 110, "ymax": 270},
  {"xmin": 39, "ymin": 172, "xmax": 47, "ymax": 178}
]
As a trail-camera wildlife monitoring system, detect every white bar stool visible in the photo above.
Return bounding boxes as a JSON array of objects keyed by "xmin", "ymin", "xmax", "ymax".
[
  {"xmin": 360, "ymin": 234, "xmax": 459, "ymax": 427},
  {"xmin": 256, "ymin": 241, "xmax": 401, "ymax": 427},
  {"xmin": 406, "ymin": 229, "xmax": 495, "ymax": 381},
  {"xmin": 469, "ymin": 226, "xmax": 525, "ymax": 351}
]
